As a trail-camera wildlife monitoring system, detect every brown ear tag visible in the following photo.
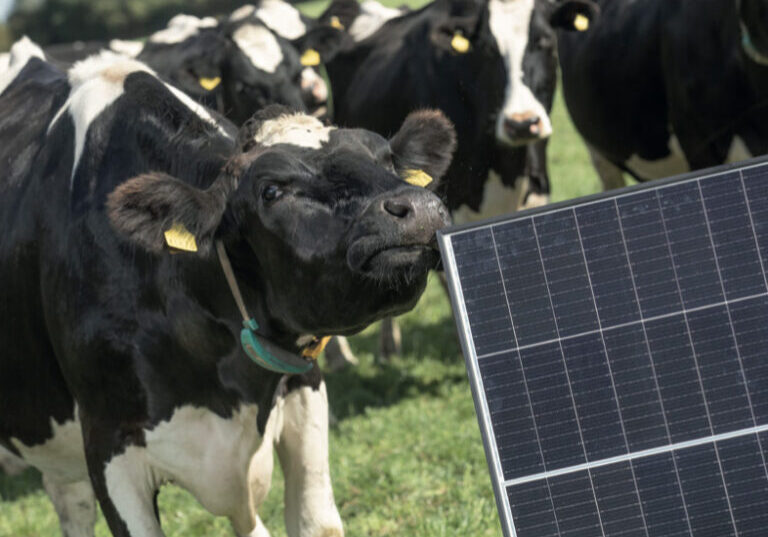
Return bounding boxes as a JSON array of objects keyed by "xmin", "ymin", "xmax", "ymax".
[
  {"xmin": 164, "ymin": 222, "xmax": 198, "ymax": 253},
  {"xmin": 199, "ymin": 77, "xmax": 222, "ymax": 91},
  {"xmin": 404, "ymin": 169, "xmax": 433, "ymax": 188},
  {"xmin": 330, "ymin": 16, "xmax": 345, "ymax": 30},
  {"xmin": 573, "ymin": 13, "xmax": 590, "ymax": 31},
  {"xmin": 301, "ymin": 49, "xmax": 321, "ymax": 67},
  {"xmin": 451, "ymin": 32, "xmax": 470, "ymax": 54}
]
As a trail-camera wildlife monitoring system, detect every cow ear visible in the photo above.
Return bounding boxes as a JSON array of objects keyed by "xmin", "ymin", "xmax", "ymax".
[
  {"xmin": 293, "ymin": 26, "xmax": 349, "ymax": 64},
  {"xmin": 318, "ymin": 0, "xmax": 361, "ymax": 32},
  {"xmin": 106, "ymin": 172, "xmax": 235, "ymax": 255},
  {"xmin": 549, "ymin": 0, "xmax": 600, "ymax": 32},
  {"xmin": 390, "ymin": 110, "xmax": 457, "ymax": 191}
]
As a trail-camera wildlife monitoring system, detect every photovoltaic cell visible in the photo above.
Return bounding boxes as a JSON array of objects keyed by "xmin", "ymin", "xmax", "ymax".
[{"xmin": 439, "ymin": 158, "xmax": 768, "ymax": 537}]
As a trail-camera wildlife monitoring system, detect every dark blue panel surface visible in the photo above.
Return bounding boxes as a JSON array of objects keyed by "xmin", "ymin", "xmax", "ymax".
[
  {"xmin": 534, "ymin": 210, "xmax": 599, "ymax": 337},
  {"xmin": 444, "ymin": 159, "xmax": 768, "ymax": 537},
  {"xmin": 477, "ymin": 351, "xmax": 545, "ymax": 480},
  {"xmin": 493, "ymin": 220, "xmax": 558, "ymax": 347},
  {"xmin": 520, "ymin": 342, "xmax": 587, "ymax": 471}
]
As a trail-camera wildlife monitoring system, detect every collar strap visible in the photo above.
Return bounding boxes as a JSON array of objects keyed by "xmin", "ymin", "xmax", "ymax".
[
  {"xmin": 741, "ymin": 22, "xmax": 768, "ymax": 66},
  {"xmin": 215, "ymin": 241, "xmax": 314, "ymax": 374}
]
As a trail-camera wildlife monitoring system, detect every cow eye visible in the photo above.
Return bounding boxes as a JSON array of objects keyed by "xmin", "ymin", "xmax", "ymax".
[{"xmin": 262, "ymin": 184, "xmax": 283, "ymax": 202}]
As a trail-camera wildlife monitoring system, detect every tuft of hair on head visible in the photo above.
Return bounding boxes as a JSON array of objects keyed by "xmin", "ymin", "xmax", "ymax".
[
  {"xmin": 390, "ymin": 109, "xmax": 457, "ymax": 182},
  {"xmin": 237, "ymin": 105, "xmax": 333, "ymax": 151}
]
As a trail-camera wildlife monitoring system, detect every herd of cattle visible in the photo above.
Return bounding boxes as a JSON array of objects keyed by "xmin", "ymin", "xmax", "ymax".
[{"xmin": 1, "ymin": 0, "xmax": 766, "ymax": 536}]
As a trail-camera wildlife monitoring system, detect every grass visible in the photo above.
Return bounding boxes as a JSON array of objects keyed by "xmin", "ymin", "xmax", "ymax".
[{"xmin": 0, "ymin": 1, "xmax": 605, "ymax": 535}]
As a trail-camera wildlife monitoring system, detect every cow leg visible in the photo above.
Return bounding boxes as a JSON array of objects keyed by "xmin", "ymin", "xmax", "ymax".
[
  {"xmin": 43, "ymin": 475, "xmax": 97, "ymax": 537},
  {"xmin": 324, "ymin": 336, "xmax": 358, "ymax": 371},
  {"xmin": 378, "ymin": 316, "xmax": 401, "ymax": 359},
  {"xmin": 589, "ymin": 147, "xmax": 626, "ymax": 191},
  {"xmin": 82, "ymin": 425, "xmax": 163, "ymax": 537},
  {"xmin": 276, "ymin": 379, "xmax": 343, "ymax": 537}
]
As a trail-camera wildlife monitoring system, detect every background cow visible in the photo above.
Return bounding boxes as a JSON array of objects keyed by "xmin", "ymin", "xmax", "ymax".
[
  {"xmin": 0, "ymin": 46, "xmax": 455, "ymax": 537},
  {"xmin": 559, "ymin": 0, "xmax": 768, "ymax": 189}
]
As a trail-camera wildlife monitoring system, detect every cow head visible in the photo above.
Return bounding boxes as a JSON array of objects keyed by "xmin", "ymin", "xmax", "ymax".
[
  {"xmin": 738, "ymin": 0, "xmax": 768, "ymax": 65},
  {"xmin": 433, "ymin": 0, "xmax": 596, "ymax": 146},
  {"xmin": 228, "ymin": 2, "xmax": 349, "ymax": 118},
  {"xmin": 139, "ymin": 16, "xmax": 230, "ymax": 110},
  {"xmin": 107, "ymin": 107, "xmax": 455, "ymax": 335}
]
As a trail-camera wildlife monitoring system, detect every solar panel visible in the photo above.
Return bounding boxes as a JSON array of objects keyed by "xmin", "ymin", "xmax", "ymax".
[{"xmin": 438, "ymin": 157, "xmax": 768, "ymax": 537}]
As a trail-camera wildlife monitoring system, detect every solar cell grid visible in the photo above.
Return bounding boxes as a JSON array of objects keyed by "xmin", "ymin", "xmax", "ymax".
[{"xmin": 440, "ymin": 159, "xmax": 768, "ymax": 537}]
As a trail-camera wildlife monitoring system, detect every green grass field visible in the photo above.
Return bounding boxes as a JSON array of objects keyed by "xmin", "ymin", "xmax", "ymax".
[{"xmin": 0, "ymin": 2, "xmax": 607, "ymax": 535}]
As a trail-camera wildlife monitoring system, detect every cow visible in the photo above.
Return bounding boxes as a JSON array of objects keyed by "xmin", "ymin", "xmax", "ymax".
[
  {"xmin": 320, "ymin": 0, "xmax": 597, "ymax": 356},
  {"xmin": 558, "ymin": 0, "xmax": 768, "ymax": 189},
  {"xmin": 0, "ymin": 45, "xmax": 455, "ymax": 537},
  {"xmin": 43, "ymin": 13, "xmax": 345, "ymax": 121}
]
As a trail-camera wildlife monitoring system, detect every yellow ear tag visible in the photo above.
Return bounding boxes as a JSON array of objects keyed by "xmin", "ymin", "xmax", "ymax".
[
  {"xmin": 573, "ymin": 13, "xmax": 590, "ymax": 31},
  {"xmin": 330, "ymin": 16, "xmax": 345, "ymax": 30},
  {"xmin": 451, "ymin": 32, "xmax": 470, "ymax": 54},
  {"xmin": 404, "ymin": 169, "xmax": 433, "ymax": 188},
  {"xmin": 164, "ymin": 222, "xmax": 198, "ymax": 253},
  {"xmin": 301, "ymin": 49, "xmax": 321, "ymax": 67},
  {"xmin": 199, "ymin": 76, "xmax": 221, "ymax": 91},
  {"xmin": 302, "ymin": 336, "xmax": 332, "ymax": 360}
]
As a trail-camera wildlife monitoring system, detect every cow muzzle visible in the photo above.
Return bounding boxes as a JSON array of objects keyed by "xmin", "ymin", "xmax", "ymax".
[
  {"xmin": 500, "ymin": 112, "xmax": 552, "ymax": 145},
  {"xmin": 347, "ymin": 188, "xmax": 451, "ymax": 275}
]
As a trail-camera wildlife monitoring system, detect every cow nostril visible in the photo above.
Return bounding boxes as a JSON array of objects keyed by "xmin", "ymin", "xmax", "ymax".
[
  {"xmin": 383, "ymin": 199, "xmax": 412, "ymax": 218},
  {"xmin": 504, "ymin": 115, "xmax": 541, "ymax": 138}
]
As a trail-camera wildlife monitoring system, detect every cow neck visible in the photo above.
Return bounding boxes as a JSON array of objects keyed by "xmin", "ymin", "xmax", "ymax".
[{"xmin": 215, "ymin": 240, "xmax": 318, "ymax": 374}]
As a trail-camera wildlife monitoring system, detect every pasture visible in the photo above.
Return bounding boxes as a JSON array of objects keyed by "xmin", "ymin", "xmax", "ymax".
[{"xmin": 0, "ymin": 1, "xmax": 610, "ymax": 535}]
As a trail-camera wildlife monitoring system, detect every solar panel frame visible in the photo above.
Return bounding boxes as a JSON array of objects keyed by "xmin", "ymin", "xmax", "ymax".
[{"xmin": 438, "ymin": 155, "xmax": 768, "ymax": 537}]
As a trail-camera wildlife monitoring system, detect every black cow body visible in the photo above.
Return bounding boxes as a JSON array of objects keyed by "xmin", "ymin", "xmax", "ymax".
[
  {"xmin": 325, "ymin": 0, "xmax": 598, "ymax": 221},
  {"xmin": 0, "ymin": 44, "xmax": 454, "ymax": 537},
  {"xmin": 559, "ymin": 0, "xmax": 768, "ymax": 188}
]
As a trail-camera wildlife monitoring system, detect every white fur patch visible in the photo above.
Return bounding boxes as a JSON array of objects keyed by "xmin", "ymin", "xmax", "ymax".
[
  {"xmin": 348, "ymin": 0, "xmax": 404, "ymax": 42},
  {"xmin": 488, "ymin": 0, "xmax": 552, "ymax": 145},
  {"xmin": 233, "ymin": 23, "xmax": 284, "ymax": 74},
  {"xmin": 43, "ymin": 476, "xmax": 97, "ymax": 537},
  {"xmin": 231, "ymin": 4, "xmax": 257, "ymax": 22},
  {"xmin": 255, "ymin": 0, "xmax": 307, "ymax": 40},
  {"xmin": 109, "ymin": 39, "xmax": 144, "ymax": 58},
  {"xmin": 0, "ymin": 36, "xmax": 45, "ymax": 96},
  {"xmin": 149, "ymin": 14, "xmax": 218, "ymax": 44},
  {"xmin": 0, "ymin": 52, "xmax": 10, "ymax": 74},
  {"xmin": 625, "ymin": 134, "xmax": 690, "ymax": 180},
  {"xmin": 726, "ymin": 135, "xmax": 753, "ymax": 163},
  {"xmin": 452, "ymin": 171, "xmax": 528, "ymax": 224},
  {"xmin": 10, "ymin": 411, "xmax": 88, "ymax": 483},
  {"xmin": 253, "ymin": 112, "xmax": 334, "ymax": 148},
  {"xmin": 104, "ymin": 404, "xmax": 267, "ymax": 536}
]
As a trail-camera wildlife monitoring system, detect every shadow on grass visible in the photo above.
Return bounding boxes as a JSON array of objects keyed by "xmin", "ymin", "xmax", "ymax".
[
  {"xmin": 0, "ymin": 466, "xmax": 43, "ymax": 501},
  {"xmin": 326, "ymin": 313, "xmax": 466, "ymax": 421}
]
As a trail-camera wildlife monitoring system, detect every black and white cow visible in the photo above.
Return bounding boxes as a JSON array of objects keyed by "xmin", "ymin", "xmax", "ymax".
[
  {"xmin": 559, "ymin": 0, "xmax": 768, "ymax": 189},
  {"xmin": 0, "ymin": 45, "xmax": 455, "ymax": 537},
  {"xmin": 325, "ymin": 0, "xmax": 599, "ymax": 221},
  {"xmin": 44, "ymin": 13, "xmax": 344, "ymax": 122}
]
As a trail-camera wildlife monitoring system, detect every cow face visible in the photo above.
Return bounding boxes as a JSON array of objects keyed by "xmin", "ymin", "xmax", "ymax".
[
  {"xmin": 107, "ymin": 108, "xmax": 455, "ymax": 335},
  {"xmin": 139, "ymin": 24, "xmax": 230, "ymax": 111},
  {"xmin": 739, "ymin": 0, "xmax": 768, "ymax": 65},
  {"xmin": 486, "ymin": 0, "xmax": 598, "ymax": 146}
]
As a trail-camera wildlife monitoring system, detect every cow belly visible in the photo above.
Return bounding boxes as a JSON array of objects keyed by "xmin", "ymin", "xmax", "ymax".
[
  {"xmin": 625, "ymin": 134, "xmax": 690, "ymax": 180},
  {"xmin": 452, "ymin": 172, "xmax": 528, "ymax": 225},
  {"xmin": 10, "ymin": 411, "xmax": 88, "ymax": 483}
]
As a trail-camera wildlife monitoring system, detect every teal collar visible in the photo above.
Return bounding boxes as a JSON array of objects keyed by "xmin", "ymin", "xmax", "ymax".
[
  {"xmin": 216, "ymin": 241, "xmax": 313, "ymax": 375},
  {"xmin": 741, "ymin": 22, "xmax": 768, "ymax": 66}
]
